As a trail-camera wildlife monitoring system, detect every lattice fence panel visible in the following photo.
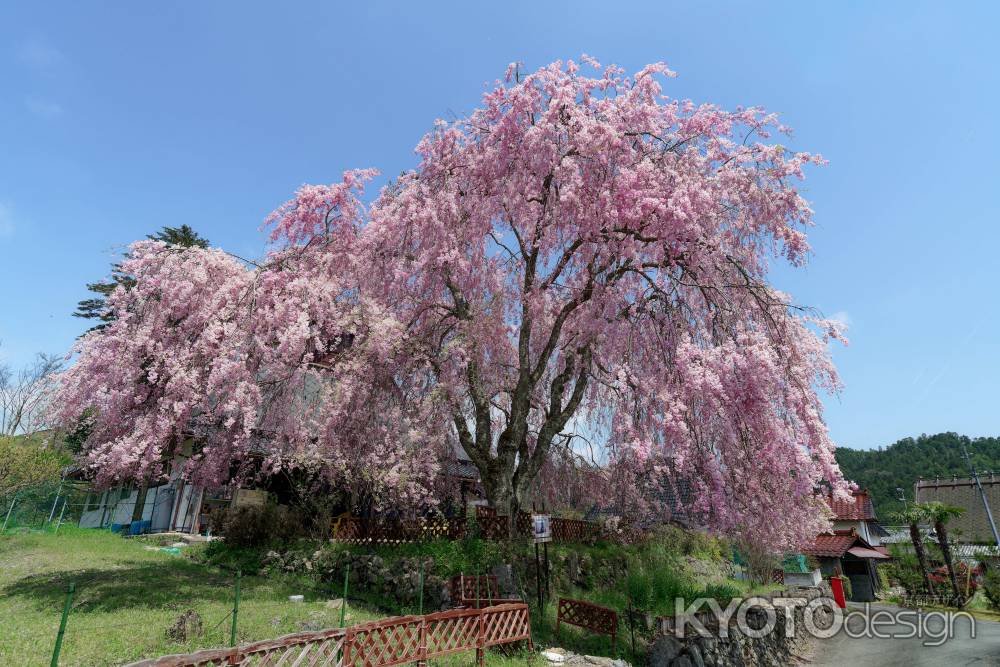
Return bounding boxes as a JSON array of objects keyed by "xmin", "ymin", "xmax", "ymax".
[
  {"xmin": 127, "ymin": 605, "xmax": 531, "ymax": 667},
  {"xmin": 345, "ymin": 617, "xmax": 424, "ymax": 667},
  {"xmin": 239, "ymin": 632, "xmax": 345, "ymax": 666},
  {"xmin": 556, "ymin": 598, "xmax": 617, "ymax": 648},
  {"xmin": 335, "ymin": 511, "xmax": 601, "ymax": 545},
  {"xmin": 450, "ymin": 575, "xmax": 500, "ymax": 602},
  {"xmin": 334, "ymin": 518, "xmax": 468, "ymax": 545},
  {"xmin": 482, "ymin": 604, "xmax": 532, "ymax": 648},
  {"xmin": 424, "ymin": 609, "xmax": 481, "ymax": 658}
]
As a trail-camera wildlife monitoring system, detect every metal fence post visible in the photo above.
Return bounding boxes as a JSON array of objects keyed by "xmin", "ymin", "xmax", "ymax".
[
  {"xmin": 418, "ymin": 560, "xmax": 424, "ymax": 616},
  {"xmin": 2, "ymin": 494, "xmax": 17, "ymax": 533},
  {"xmin": 626, "ymin": 593, "xmax": 636, "ymax": 659},
  {"xmin": 50, "ymin": 582, "xmax": 75, "ymax": 667},
  {"xmin": 340, "ymin": 565, "xmax": 349, "ymax": 627},
  {"xmin": 230, "ymin": 570, "xmax": 241, "ymax": 647},
  {"xmin": 54, "ymin": 500, "xmax": 68, "ymax": 534},
  {"xmin": 48, "ymin": 481, "xmax": 64, "ymax": 524}
]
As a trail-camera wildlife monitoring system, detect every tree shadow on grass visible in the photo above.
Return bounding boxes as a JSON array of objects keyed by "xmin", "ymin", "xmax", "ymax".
[{"xmin": 2, "ymin": 558, "xmax": 295, "ymax": 613}]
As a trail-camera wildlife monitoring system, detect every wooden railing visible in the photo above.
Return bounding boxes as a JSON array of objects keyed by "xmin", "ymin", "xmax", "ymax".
[{"xmin": 126, "ymin": 603, "xmax": 532, "ymax": 667}]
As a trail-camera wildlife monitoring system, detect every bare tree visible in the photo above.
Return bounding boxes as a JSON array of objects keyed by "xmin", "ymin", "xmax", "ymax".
[{"xmin": 0, "ymin": 349, "xmax": 63, "ymax": 436}]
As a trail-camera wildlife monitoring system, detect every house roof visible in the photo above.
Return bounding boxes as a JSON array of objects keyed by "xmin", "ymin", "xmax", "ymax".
[
  {"xmin": 443, "ymin": 458, "xmax": 480, "ymax": 480},
  {"xmin": 828, "ymin": 490, "xmax": 877, "ymax": 521},
  {"xmin": 881, "ymin": 524, "xmax": 936, "ymax": 544},
  {"xmin": 803, "ymin": 530, "xmax": 863, "ymax": 557},
  {"xmin": 952, "ymin": 544, "xmax": 1000, "ymax": 562},
  {"xmin": 802, "ymin": 529, "xmax": 882, "ymax": 559},
  {"xmin": 848, "ymin": 546, "xmax": 890, "ymax": 560}
]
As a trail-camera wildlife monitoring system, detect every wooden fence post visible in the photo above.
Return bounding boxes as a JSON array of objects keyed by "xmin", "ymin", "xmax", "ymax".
[
  {"xmin": 476, "ymin": 608, "xmax": 485, "ymax": 667},
  {"xmin": 417, "ymin": 617, "xmax": 428, "ymax": 667}
]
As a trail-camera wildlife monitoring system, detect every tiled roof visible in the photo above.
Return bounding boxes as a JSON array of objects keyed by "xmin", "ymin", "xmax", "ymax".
[
  {"xmin": 583, "ymin": 476, "xmax": 695, "ymax": 528},
  {"xmin": 443, "ymin": 458, "xmax": 480, "ymax": 480},
  {"xmin": 881, "ymin": 525, "xmax": 934, "ymax": 544},
  {"xmin": 953, "ymin": 544, "xmax": 1000, "ymax": 561},
  {"xmin": 827, "ymin": 490, "xmax": 877, "ymax": 521},
  {"xmin": 803, "ymin": 530, "xmax": 861, "ymax": 558}
]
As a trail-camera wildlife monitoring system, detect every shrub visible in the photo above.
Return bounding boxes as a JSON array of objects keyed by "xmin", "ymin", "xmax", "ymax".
[
  {"xmin": 0, "ymin": 436, "xmax": 62, "ymax": 498},
  {"xmin": 191, "ymin": 539, "xmax": 268, "ymax": 572},
  {"xmin": 654, "ymin": 525, "xmax": 724, "ymax": 560},
  {"xmin": 702, "ymin": 582, "xmax": 741, "ymax": 605},
  {"xmin": 215, "ymin": 504, "xmax": 305, "ymax": 548},
  {"xmin": 983, "ymin": 568, "xmax": 1000, "ymax": 611},
  {"xmin": 626, "ymin": 571, "xmax": 652, "ymax": 609},
  {"xmin": 883, "ymin": 553, "xmax": 927, "ymax": 595}
]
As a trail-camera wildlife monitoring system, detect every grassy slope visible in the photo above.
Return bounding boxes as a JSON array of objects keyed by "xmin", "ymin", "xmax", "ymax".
[
  {"xmin": 0, "ymin": 525, "xmax": 773, "ymax": 666},
  {"xmin": 0, "ymin": 527, "xmax": 380, "ymax": 666}
]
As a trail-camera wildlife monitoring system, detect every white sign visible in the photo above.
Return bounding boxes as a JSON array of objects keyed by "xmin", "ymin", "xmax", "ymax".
[{"xmin": 532, "ymin": 514, "xmax": 551, "ymax": 543}]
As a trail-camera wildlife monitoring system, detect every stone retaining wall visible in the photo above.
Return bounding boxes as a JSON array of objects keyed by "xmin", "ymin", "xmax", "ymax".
[{"xmin": 650, "ymin": 586, "xmax": 833, "ymax": 667}]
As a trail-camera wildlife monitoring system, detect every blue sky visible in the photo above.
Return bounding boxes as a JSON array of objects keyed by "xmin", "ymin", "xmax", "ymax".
[{"xmin": 1, "ymin": 2, "xmax": 997, "ymax": 450}]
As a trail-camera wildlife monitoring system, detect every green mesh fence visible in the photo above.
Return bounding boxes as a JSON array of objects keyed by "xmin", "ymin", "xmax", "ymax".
[{"xmin": 1, "ymin": 481, "xmax": 91, "ymax": 534}]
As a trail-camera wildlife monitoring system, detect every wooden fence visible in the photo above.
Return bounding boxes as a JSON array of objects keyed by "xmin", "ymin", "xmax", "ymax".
[
  {"xmin": 333, "ymin": 511, "xmax": 601, "ymax": 545},
  {"xmin": 448, "ymin": 575, "xmax": 521, "ymax": 608},
  {"xmin": 555, "ymin": 598, "xmax": 618, "ymax": 649},
  {"xmin": 126, "ymin": 603, "xmax": 531, "ymax": 667},
  {"xmin": 334, "ymin": 517, "xmax": 467, "ymax": 545}
]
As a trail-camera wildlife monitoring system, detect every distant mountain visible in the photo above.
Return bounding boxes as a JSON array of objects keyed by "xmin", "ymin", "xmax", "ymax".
[{"xmin": 834, "ymin": 432, "xmax": 1000, "ymax": 519}]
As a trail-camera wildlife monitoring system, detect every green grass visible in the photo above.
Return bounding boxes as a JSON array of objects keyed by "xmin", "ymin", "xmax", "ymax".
[
  {"xmin": 0, "ymin": 523, "xmax": 768, "ymax": 665},
  {"xmin": 0, "ymin": 527, "xmax": 381, "ymax": 666},
  {"xmin": 0, "ymin": 528, "xmax": 545, "ymax": 667}
]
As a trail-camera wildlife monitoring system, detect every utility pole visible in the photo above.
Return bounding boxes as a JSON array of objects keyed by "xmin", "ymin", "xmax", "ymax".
[{"xmin": 960, "ymin": 439, "xmax": 1000, "ymax": 548}]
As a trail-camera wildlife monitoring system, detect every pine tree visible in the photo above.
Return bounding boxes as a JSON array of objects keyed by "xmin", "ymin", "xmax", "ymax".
[{"xmin": 73, "ymin": 225, "xmax": 209, "ymax": 333}]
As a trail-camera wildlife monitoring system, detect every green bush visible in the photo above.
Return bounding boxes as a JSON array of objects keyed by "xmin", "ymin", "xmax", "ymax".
[
  {"xmin": 0, "ymin": 436, "xmax": 62, "ymax": 498},
  {"xmin": 883, "ymin": 553, "xmax": 926, "ymax": 594},
  {"xmin": 191, "ymin": 539, "xmax": 268, "ymax": 572},
  {"xmin": 215, "ymin": 504, "xmax": 306, "ymax": 548},
  {"xmin": 702, "ymin": 582, "xmax": 741, "ymax": 605},
  {"xmin": 983, "ymin": 568, "xmax": 1000, "ymax": 611}
]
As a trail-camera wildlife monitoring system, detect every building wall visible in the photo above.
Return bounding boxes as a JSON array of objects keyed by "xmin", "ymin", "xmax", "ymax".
[
  {"xmin": 915, "ymin": 476, "xmax": 1000, "ymax": 542},
  {"xmin": 79, "ymin": 486, "xmax": 160, "ymax": 528},
  {"xmin": 831, "ymin": 519, "xmax": 882, "ymax": 546},
  {"xmin": 77, "ymin": 482, "xmax": 199, "ymax": 532}
]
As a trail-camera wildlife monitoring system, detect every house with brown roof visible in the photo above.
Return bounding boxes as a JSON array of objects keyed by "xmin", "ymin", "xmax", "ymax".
[
  {"xmin": 801, "ymin": 490, "xmax": 891, "ymax": 601},
  {"xmin": 827, "ymin": 489, "xmax": 889, "ymax": 547}
]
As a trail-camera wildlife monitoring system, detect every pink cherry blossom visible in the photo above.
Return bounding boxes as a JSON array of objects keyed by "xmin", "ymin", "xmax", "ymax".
[{"xmin": 53, "ymin": 58, "xmax": 849, "ymax": 549}]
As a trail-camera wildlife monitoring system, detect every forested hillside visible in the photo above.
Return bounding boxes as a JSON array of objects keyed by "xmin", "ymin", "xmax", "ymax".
[{"xmin": 835, "ymin": 432, "xmax": 1000, "ymax": 518}]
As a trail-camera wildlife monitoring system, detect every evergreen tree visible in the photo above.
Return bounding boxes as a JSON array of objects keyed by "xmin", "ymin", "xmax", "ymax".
[
  {"xmin": 73, "ymin": 225, "xmax": 209, "ymax": 333},
  {"xmin": 835, "ymin": 432, "xmax": 1000, "ymax": 517}
]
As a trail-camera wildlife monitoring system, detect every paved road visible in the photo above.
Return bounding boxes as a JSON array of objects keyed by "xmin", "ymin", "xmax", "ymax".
[{"xmin": 806, "ymin": 603, "xmax": 1000, "ymax": 666}]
